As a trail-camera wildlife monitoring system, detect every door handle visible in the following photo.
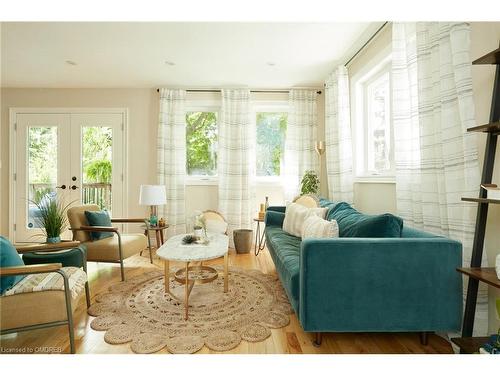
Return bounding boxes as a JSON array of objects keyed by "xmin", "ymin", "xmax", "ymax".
[
  {"xmin": 70, "ymin": 185, "xmax": 79, "ymax": 190},
  {"xmin": 72, "ymin": 176, "xmax": 77, "ymax": 181},
  {"xmin": 56, "ymin": 184, "xmax": 67, "ymax": 190}
]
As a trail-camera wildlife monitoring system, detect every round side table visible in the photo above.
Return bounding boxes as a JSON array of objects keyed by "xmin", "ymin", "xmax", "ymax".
[{"xmin": 253, "ymin": 218, "xmax": 266, "ymax": 256}]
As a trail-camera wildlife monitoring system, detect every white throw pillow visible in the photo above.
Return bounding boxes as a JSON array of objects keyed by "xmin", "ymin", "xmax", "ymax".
[
  {"xmin": 205, "ymin": 219, "xmax": 228, "ymax": 234},
  {"xmin": 282, "ymin": 202, "xmax": 327, "ymax": 237},
  {"xmin": 301, "ymin": 215, "xmax": 339, "ymax": 239}
]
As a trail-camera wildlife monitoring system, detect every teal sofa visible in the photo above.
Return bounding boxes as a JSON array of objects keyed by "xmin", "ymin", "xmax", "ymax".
[{"xmin": 264, "ymin": 200, "xmax": 463, "ymax": 344}]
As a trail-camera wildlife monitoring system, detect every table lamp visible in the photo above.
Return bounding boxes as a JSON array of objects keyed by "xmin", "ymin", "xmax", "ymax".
[{"xmin": 139, "ymin": 185, "xmax": 167, "ymax": 226}]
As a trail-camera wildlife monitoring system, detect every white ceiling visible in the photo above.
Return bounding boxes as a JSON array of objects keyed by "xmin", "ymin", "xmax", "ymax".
[{"xmin": 1, "ymin": 22, "xmax": 380, "ymax": 89}]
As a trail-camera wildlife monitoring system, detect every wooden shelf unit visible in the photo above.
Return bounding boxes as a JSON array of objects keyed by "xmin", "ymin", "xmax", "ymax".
[
  {"xmin": 472, "ymin": 47, "xmax": 500, "ymax": 65},
  {"xmin": 461, "ymin": 197, "xmax": 500, "ymax": 204},
  {"xmin": 467, "ymin": 121, "xmax": 500, "ymax": 134},
  {"xmin": 457, "ymin": 43, "xmax": 500, "ymax": 354}
]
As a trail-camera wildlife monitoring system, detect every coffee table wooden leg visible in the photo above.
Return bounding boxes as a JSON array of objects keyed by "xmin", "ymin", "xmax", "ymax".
[
  {"xmin": 224, "ymin": 252, "xmax": 229, "ymax": 293},
  {"xmin": 185, "ymin": 261, "xmax": 189, "ymax": 320},
  {"xmin": 164, "ymin": 260, "xmax": 170, "ymax": 294}
]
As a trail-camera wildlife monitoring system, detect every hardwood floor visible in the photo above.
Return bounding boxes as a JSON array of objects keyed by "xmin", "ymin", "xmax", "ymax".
[{"xmin": 0, "ymin": 247, "xmax": 454, "ymax": 354}]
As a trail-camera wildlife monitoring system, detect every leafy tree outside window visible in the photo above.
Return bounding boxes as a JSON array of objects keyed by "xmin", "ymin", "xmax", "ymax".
[
  {"xmin": 186, "ymin": 112, "xmax": 218, "ymax": 176},
  {"xmin": 256, "ymin": 112, "xmax": 287, "ymax": 176}
]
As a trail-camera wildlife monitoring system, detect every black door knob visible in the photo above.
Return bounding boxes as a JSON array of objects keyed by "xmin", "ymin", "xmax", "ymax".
[
  {"xmin": 56, "ymin": 184, "xmax": 67, "ymax": 190},
  {"xmin": 72, "ymin": 176, "xmax": 77, "ymax": 181},
  {"xmin": 70, "ymin": 185, "xmax": 78, "ymax": 190}
]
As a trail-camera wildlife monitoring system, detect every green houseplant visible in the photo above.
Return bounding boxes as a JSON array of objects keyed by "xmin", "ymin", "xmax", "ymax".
[
  {"xmin": 30, "ymin": 195, "xmax": 73, "ymax": 243},
  {"xmin": 300, "ymin": 170, "xmax": 320, "ymax": 195}
]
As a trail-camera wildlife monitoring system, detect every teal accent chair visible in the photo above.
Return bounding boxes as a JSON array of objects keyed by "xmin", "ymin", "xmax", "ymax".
[{"xmin": 264, "ymin": 201, "xmax": 463, "ymax": 346}]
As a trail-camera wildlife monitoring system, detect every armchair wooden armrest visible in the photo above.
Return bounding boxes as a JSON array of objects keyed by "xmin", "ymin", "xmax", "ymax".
[
  {"xmin": 76, "ymin": 226, "xmax": 120, "ymax": 232},
  {"xmin": 0, "ymin": 263, "xmax": 62, "ymax": 276},
  {"xmin": 15, "ymin": 241, "xmax": 81, "ymax": 254},
  {"xmin": 111, "ymin": 218, "xmax": 148, "ymax": 223}
]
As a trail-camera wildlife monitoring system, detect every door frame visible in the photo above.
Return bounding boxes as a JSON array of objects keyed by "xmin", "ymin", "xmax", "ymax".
[{"xmin": 9, "ymin": 107, "xmax": 129, "ymax": 240}]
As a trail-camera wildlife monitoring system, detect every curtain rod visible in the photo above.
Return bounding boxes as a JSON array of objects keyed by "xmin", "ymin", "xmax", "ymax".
[
  {"xmin": 156, "ymin": 88, "xmax": 322, "ymax": 94},
  {"xmin": 344, "ymin": 21, "xmax": 389, "ymax": 66}
]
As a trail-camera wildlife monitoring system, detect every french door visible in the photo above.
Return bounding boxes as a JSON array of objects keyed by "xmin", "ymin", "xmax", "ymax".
[{"xmin": 12, "ymin": 110, "xmax": 125, "ymax": 242}]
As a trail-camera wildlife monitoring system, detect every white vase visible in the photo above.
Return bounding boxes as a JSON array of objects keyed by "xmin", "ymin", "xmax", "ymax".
[{"xmin": 496, "ymin": 254, "xmax": 500, "ymax": 280}]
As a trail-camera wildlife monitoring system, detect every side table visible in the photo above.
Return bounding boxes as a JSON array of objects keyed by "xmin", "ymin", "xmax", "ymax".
[
  {"xmin": 253, "ymin": 218, "xmax": 266, "ymax": 256},
  {"xmin": 140, "ymin": 225, "xmax": 169, "ymax": 260}
]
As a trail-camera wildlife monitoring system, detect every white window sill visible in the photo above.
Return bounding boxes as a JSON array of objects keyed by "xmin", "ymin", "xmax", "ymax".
[
  {"xmin": 185, "ymin": 177, "xmax": 218, "ymax": 186},
  {"xmin": 354, "ymin": 176, "xmax": 395, "ymax": 184}
]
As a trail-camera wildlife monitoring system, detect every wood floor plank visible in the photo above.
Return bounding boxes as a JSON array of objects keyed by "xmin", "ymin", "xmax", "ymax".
[{"xmin": 0, "ymin": 246, "xmax": 454, "ymax": 354}]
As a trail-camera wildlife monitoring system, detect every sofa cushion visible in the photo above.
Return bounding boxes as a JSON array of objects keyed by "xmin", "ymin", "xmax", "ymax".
[
  {"xmin": 283, "ymin": 203, "xmax": 327, "ymax": 237},
  {"xmin": 85, "ymin": 233, "xmax": 147, "ymax": 261},
  {"xmin": 0, "ymin": 236, "xmax": 25, "ymax": 294},
  {"xmin": 302, "ymin": 215, "xmax": 339, "ymax": 239},
  {"xmin": 265, "ymin": 226, "xmax": 301, "ymax": 304},
  {"xmin": 84, "ymin": 210, "xmax": 114, "ymax": 241},
  {"xmin": 327, "ymin": 202, "xmax": 403, "ymax": 238}
]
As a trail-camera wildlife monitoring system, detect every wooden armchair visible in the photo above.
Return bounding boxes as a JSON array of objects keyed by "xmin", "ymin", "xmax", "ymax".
[
  {"xmin": 67, "ymin": 205, "xmax": 152, "ymax": 281},
  {"xmin": 0, "ymin": 262, "xmax": 87, "ymax": 354}
]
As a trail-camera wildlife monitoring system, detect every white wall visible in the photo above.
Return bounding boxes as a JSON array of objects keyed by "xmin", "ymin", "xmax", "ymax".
[
  {"xmin": 347, "ymin": 22, "xmax": 500, "ymax": 333},
  {"xmin": 0, "ymin": 88, "xmax": 325, "ymax": 236}
]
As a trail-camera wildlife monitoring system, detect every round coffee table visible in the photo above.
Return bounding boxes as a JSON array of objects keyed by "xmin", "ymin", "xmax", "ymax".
[{"xmin": 156, "ymin": 233, "xmax": 229, "ymax": 320}]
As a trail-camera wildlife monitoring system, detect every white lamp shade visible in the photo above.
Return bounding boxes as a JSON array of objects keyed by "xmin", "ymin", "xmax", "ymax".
[{"xmin": 139, "ymin": 185, "xmax": 167, "ymax": 206}]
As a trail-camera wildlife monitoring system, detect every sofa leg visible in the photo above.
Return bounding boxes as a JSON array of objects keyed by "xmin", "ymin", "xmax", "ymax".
[
  {"xmin": 419, "ymin": 332, "xmax": 429, "ymax": 346},
  {"xmin": 313, "ymin": 332, "xmax": 323, "ymax": 347}
]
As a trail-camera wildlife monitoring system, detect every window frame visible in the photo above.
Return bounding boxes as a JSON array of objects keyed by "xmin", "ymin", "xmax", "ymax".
[
  {"xmin": 185, "ymin": 101, "xmax": 220, "ymax": 186},
  {"xmin": 351, "ymin": 47, "xmax": 395, "ymax": 182},
  {"xmin": 251, "ymin": 101, "xmax": 289, "ymax": 185}
]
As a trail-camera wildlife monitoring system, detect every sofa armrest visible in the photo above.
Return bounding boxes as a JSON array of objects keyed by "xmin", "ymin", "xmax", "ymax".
[
  {"xmin": 298, "ymin": 237, "xmax": 463, "ymax": 332},
  {"xmin": 265, "ymin": 209, "xmax": 285, "ymax": 227},
  {"xmin": 0, "ymin": 263, "xmax": 62, "ymax": 276}
]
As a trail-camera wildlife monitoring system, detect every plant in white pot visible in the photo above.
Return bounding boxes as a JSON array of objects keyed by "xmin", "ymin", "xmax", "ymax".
[{"xmin": 30, "ymin": 195, "xmax": 72, "ymax": 243}]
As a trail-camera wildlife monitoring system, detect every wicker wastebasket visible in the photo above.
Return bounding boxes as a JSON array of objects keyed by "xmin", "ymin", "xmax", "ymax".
[{"xmin": 233, "ymin": 229, "xmax": 253, "ymax": 254}]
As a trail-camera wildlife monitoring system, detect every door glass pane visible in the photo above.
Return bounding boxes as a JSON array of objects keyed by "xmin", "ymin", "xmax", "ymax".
[
  {"xmin": 27, "ymin": 127, "xmax": 57, "ymax": 229},
  {"xmin": 256, "ymin": 112, "xmax": 287, "ymax": 176},
  {"xmin": 82, "ymin": 127, "xmax": 113, "ymax": 211}
]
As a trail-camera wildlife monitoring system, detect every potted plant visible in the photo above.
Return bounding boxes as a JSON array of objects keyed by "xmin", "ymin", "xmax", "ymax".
[
  {"xmin": 300, "ymin": 170, "xmax": 320, "ymax": 195},
  {"xmin": 30, "ymin": 195, "xmax": 72, "ymax": 243}
]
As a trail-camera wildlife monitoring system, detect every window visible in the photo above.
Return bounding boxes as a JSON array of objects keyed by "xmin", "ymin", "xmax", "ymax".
[
  {"xmin": 352, "ymin": 54, "xmax": 394, "ymax": 180},
  {"xmin": 255, "ymin": 111, "xmax": 287, "ymax": 178},
  {"xmin": 185, "ymin": 111, "xmax": 218, "ymax": 177}
]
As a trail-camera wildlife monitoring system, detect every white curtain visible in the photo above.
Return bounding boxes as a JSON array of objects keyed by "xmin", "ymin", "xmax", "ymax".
[
  {"xmin": 157, "ymin": 88, "xmax": 187, "ymax": 236},
  {"xmin": 325, "ymin": 66, "xmax": 354, "ymax": 204},
  {"xmin": 393, "ymin": 22, "xmax": 486, "ymax": 335},
  {"xmin": 218, "ymin": 89, "xmax": 254, "ymax": 243},
  {"xmin": 283, "ymin": 89, "xmax": 318, "ymax": 200}
]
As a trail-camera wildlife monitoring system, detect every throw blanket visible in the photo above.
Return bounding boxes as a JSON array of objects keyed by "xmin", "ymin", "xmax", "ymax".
[{"xmin": 3, "ymin": 266, "xmax": 87, "ymax": 299}]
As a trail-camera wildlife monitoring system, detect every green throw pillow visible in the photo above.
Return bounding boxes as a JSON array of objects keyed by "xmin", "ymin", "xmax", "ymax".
[
  {"xmin": 0, "ymin": 236, "xmax": 25, "ymax": 294},
  {"xmin": 84, "ymin": 210, "xmax": 114, "ymax": 241},
  {"xmin": 326, "ymin": 202, "xmax": 403, "ymax": 238}
]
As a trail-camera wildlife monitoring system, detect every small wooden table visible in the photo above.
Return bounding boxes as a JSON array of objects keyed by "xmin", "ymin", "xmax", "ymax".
[
  {"xmin": 140, "ymin": 225, "xmax": 169, "ymax": 260},
  {"xmin": 253, "ymin": 218, "xmax": 266, "ymax": 256}
]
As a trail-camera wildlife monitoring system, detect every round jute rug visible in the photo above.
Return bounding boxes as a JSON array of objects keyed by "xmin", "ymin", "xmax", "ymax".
[{"xmin": 88, "ymin": 266, "xmax": 293, "ymax": 354}]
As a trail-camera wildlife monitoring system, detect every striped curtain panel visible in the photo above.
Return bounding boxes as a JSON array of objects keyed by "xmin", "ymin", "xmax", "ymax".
[
  {"xmin": 283, "ymin": 89, "xmax": 318, "ymax": 200},
  {"xmin": 157, "ymin": 88, "xmax": 187, "ymax": 236},
  {"xmin": 325, "ymin": 66, "xmax": 354, "ymax": 204},
  {"xmin": 392, "ymin": 22, "xmax": 486, "ymax": 335},
  {"xmin": 218, "ymin": 89, "xmax": 254, "ymax": 244}
]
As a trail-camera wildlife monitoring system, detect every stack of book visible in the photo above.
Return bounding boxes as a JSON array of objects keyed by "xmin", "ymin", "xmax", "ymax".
[{"xmin": 481, "ymin": 183, "xmax": 500, "ymax": 200}]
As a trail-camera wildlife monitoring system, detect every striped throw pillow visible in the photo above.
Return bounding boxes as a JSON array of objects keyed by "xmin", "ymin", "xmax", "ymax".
[
  {"xmin": 301, "ymin": 215, "xmax": 339, "ymax": 239},
  {"xmin": 282, "ymin": 202, "xmax": 327, "ymax": 237}
]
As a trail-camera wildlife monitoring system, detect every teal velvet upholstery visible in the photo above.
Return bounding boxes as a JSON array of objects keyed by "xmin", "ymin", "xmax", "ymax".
[
  {"xmin": 265, "ymin": 202, "xmax": 463, "ymax": 334},
  {"xmin": 84, "ymin": 210, "xmax": 113, "ymax": 240},
  {"xmin": 0, "ymin": 236, "xmax": 25, "ymax": 294},
  {"xmin": 327, "ymin": 202, "xmax": 403, "ymax": 238}
]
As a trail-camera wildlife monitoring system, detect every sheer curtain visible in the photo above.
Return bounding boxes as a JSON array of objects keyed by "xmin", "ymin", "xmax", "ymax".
[
  {"xmin": 283, "ymin": 89, "xmax": 318, "ymax": 200},
  {"xmin": 218, "ymin": 89, "xmax": 255, "ymax": 244},
  {"xmin": 392, "ymin": 22, "xmax": 486, "ymax": 335},
  {"xmin": 325, "ymin": 66, "xmax": 354, "ymax": 203},
  {"xmin": 157, "ymin": 88, "xmax": 187, "ymax": 236}
]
